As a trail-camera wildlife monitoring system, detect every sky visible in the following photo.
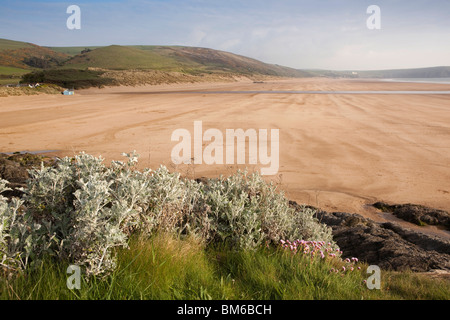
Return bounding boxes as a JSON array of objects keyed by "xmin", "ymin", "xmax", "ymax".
[{"xmin": 1, "ymin": 0, "xmax": 449, "ymax": 70}]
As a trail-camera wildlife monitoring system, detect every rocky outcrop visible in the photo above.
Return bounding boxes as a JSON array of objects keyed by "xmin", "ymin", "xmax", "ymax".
[
  {"xmin": 373, "ymin": 202, "xmax": 450, "ymax": 230},
  {"xmin": 290, "ymin": 201, "xmax": 450, "ymax": 272}
]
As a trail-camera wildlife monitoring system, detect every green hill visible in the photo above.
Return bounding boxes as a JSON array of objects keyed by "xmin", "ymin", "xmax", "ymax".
[
  {"xmin": 60, "ymin": 44, "xmax": 311, "ymax": 77},
  {"xmin": 0, "ymin": 39, "xmax": 35, "ymax": 51},
  {"xmin": 2, "ymin": 38, "xmax": 449, "ymax": 89},
  {"xmin": 129, "ymin": 45, "xmax": 310, "ymax": 77},
  {"xmin": 3, "ymin": 39, "xmax": 312, "ymax": 87},
  {"xmin": 61, "ymin": 45, "xmax": 183, "ymax": 71},
  {"xmin": 0, "ymin": 39, "xmax": 63, "ymax": 84},
  {"xmin": 0, "ymin": 38, "xmax": 68, "ymax": 70},
  {"xmin": 48, "ymin": 46, "xmax": 102, "ymax": 56}
]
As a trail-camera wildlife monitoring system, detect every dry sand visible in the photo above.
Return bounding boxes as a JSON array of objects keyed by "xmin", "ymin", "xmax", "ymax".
[{"xmin": 1, "ymin": 78, "xmax": 449, "ymax": 237}]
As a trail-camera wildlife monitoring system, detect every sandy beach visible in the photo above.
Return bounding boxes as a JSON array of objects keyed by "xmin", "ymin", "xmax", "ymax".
[{"xmin": 1, "ymin": 78, "xmax": 449, "ymax": 236}]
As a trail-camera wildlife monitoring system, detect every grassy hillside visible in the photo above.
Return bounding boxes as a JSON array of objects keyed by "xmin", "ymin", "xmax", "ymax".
[
  {"xmin": 0, "ymin": 38, "xmax": 69, "ymax": 70},
  {"xmin": 62, "ymin": 45, "xmax": 191, "ymax": 71},
  {"xmin": 60, "ymin": 44, "xmax": 311, "ymax": 77},
  {"xmin": 0, "ymin": 66, "xmax": 30, "ymax": 75},
  {"xmin": 132, "ymin": 45, "xmax": 311, "ymax": 77},
  {"xmin": 0, "ymin": 66, "xmax": 30, "ymax": 85},
  {"xmin": 48, "ymin": 46, "xmax": 103, "ymax": 56},
  {"xmin": 0, "ymin": 38, "xmax": 34, "ymax": 51},
  {"xmin": 53, "ymin": 44, "xmax": 309, "ymax": 76},
  {"xmin": 8, "ymin": 42, "xmax": 312, "ymax": 88}
]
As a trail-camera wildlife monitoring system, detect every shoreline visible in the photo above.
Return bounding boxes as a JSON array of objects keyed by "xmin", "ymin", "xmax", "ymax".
[{"xmin": 3, "ymin": 76, "xmax": 450, "ymax": 97}]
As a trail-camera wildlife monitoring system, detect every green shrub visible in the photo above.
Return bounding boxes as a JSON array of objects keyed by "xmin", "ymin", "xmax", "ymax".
[{"xmin": 20, "ymin": 69, "xmax": 116, "ymax": 89}]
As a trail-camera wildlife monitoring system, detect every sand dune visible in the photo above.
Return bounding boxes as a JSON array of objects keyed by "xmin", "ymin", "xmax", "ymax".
[{"xmin": 1, "ymin": 78, "xmax": 449, "ymax": 237}]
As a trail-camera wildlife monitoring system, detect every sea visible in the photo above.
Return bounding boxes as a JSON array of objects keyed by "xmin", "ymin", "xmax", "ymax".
[{"xmin": 381, "ymin": 78, "xmax": 450, "ymax": 84}]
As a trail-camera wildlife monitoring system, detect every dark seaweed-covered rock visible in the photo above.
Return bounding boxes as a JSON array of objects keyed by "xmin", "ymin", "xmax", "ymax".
[
  {"xmin": 373, "ymin": 202, "xmax": 450, "ymax": 230},
  {"xmin": 290, "ymin": 201, "xmax": 450, "ymax": 272}
]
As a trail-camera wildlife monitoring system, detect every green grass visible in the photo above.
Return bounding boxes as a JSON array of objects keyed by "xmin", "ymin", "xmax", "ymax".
[
  {"xmin": 0, "ymin": 39, "xmax": 34, "ymax": 51},
  {"xmin": 1, "ymin": 233, "xmax": 448, "ymax": 300},
  {"xmin": 20, "ymin": 69, "xmax": 116, "ymax": 89},
  {"xmin": 61, "ymin": 45, "xmax": 185, "ymax": 71},
  {"xmin": 0, "ymin": 66, "xmax": 30, "ymax": 75},
  {"xmin": 47, "ymin": 46, "xmax": 103, "ymax": 56},
  {"xmin": 0, "ymin": 66, "xmax": 31, "ymax": 85}
]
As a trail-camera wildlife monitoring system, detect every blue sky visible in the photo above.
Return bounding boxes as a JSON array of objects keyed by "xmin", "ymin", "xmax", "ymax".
[{"xmin": 1, "ymin": 0, "xmax": 449, "ymax": 70}]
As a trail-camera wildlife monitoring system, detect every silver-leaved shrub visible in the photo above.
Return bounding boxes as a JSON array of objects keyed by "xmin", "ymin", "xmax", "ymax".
[
  {"xmin": 197, "ymin": 171, "xmax": 334, "ymax": 249},
  {"xmin": 0, "ymin": 152, "xmax": 336, "ymax": 276}
]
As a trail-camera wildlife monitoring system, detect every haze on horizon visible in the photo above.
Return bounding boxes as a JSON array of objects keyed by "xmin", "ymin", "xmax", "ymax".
[{"xmin": 0, "ymin": 0, "xmax": 449, "ymax": 71}]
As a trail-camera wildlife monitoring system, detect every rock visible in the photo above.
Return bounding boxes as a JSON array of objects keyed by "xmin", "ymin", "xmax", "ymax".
[
  {"xmin": 290, "ymin": 201, "xmax": 450, "ymax": 272},
  {"xmin": 381, "ymin": 222, "xmax": 450, "ymax": 253},
  {"xmin": 373, "ymin": 201, "xmax": 450, "ymax": 230}
]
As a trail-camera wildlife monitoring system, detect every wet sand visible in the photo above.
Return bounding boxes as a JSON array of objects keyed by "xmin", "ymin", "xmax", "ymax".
[{"xmin": 1, "ymin": 78, "xmax": 449, "ymax": 237}]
